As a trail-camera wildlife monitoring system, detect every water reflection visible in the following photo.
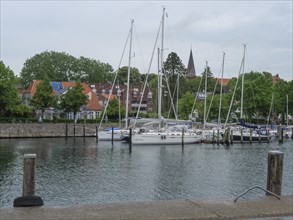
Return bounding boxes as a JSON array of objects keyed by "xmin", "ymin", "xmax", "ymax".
[{"xmin": 0, "ymin": 138, "xmax": 292, "ymax": 207}]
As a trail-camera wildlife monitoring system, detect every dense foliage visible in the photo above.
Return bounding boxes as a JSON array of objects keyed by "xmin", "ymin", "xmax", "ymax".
[
  {"xmin": 0, "ymin": 61, "xmax": 32, "ymax": 117},
  {"xmin": 58, "ymin": 81, "xmax": 88, "ymax": 122},
  {"xmin": 20, "ymin": 51, "xmax": 114, "ymax": 88}
]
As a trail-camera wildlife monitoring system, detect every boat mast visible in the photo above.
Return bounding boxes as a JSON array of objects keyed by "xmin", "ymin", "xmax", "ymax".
[
  {"xmin": 240, "ymin": 44, "xmax": 246, "ymax": 120},
  {"xmin": 218, "ymin": 52, "xmax": 225, "ymax": 125},
  {"xmin": 158, "ymin": 7, "xmax": 165, "ymax": 130},
  {"xmin": 125, "ymin": 19, "xmax": 134, "ymax": 128},
  {"xmin": 203, "ymin": 61, "xmax": 208, "ymax": 130},
  {"xmin": 286, "ymin": 95, "xmax": 289, "ymax": 126}
]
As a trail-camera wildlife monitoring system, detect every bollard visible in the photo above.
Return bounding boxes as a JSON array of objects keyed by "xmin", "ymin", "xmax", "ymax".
[
  {"xmin": 13, "ymin": 154, "xmax": 43, "ymax": 207},
  {"xmin": 111, "ymin": 127, "xmax": 114, "ymax": 145},
  {"xmin": 266, "ymin": 150, "xmax": 283, "ymax": 196},
  {"xmin": 129, "ymin": 128, "xmax": 132, "ymax": 153}
]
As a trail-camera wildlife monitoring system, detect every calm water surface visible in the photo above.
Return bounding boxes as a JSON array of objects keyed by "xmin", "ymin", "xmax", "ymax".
[{"xmin": 0, "ymin": 138, "xmax": 292, "ymax": 207}]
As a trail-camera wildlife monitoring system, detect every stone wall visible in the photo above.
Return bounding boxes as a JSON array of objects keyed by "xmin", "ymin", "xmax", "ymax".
[{"xmin": 0, "ymin": 124, "xmax": 98, "ymax": 138}]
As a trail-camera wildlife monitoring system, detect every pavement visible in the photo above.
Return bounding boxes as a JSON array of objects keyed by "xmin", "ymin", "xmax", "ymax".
[{"xmin": 0, "ymin": 195, "xmax": 292, "ymax": 220}]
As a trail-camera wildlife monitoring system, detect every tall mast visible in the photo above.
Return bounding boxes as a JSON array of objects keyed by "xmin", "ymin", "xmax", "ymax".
[
  {"xmin": 218, "ymin": 52, "xmax": 225, "ymax": 125},
  {"xmin": 125, "ymin": 19, "xmax": 134, "ymax": 128},
  {"xmin": 203, "ymin": 61, "xmax": 208, "ymax": 129},
  {"xmin": 286, "ymin": 95, "xmax": 289, "ymax": 126},
  {"xmin": 158, "ymin": 7, "xmax": 165, "ymax": 130},
  {"xmin": 240, "ymin": 44, "xmax": 246, "ymax": 120}
]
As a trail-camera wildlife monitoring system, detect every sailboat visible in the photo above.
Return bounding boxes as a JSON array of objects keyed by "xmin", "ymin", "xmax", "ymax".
[
  {"xmin": 98, "ymin": 20, "xmax": 134, "ymax": 141},
  {"xmin": 122, "ymin": 7, "xmax": 202, "ymax": 145},
  {"xmin": 225, "ymin": 45, "xmax": 270, "ymax": 143}
]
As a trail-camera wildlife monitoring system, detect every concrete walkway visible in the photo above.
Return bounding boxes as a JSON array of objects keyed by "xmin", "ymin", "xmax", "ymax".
[{"xmin": 1, "ymin": 196, "xmax": 292, "ymax": 220}]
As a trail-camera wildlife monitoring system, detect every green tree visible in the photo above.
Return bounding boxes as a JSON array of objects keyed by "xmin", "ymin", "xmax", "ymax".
[
  {"xmin": 30, "ymin": 75, "xmax": 56, "ymax": 120},
  {"xmin": 103, "ymin": 98, "xmax": 125, "ymax": 120},
  {"xmin": 20, "ymin": 51, "xmax": 114, "ymax": 87},
  {"xmin": 117, "ymin": 66, "xmax": 142, "ymax": 85},
  {"xmin": 59, "ymin": 81, "xmax": 87, "ymax": 123},
  {"xmin": 162, "ymin": 52, "xmax": 186, "ymax": 117},
  {"xmin": 0, "ymin": 61, "xmax": 24, "ymax": 116}
]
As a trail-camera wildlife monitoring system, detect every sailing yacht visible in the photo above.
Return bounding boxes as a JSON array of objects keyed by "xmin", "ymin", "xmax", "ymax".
[{"xmin": 122, "ymin": 7, "xmax": 202, "ymax": 145}]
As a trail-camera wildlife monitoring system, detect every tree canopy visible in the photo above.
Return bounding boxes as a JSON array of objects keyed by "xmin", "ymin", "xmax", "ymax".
[
  {"xmin": 59, "ymin": 81, "xmax": 88, "ymax": 121},
  {"xmin": 20, "ymin": 51, "xmax": 114, "ymax": 88},
  {"xmin": 30, "ymin": 74, "xmax": 56, "ymax": 118}
]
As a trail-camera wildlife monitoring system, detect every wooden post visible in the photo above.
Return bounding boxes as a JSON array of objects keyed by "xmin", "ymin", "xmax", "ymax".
[
  {"xmin": 267, "ymin": 129, "xmax": 270, "ymax": 143},
  {"xmin": 129, "ymin": 128, "xmax": 132, "ymax": 153},
  {"xmin": 230, "ymin": 129, "xmax": 233, "ymax": 145},
  {"xmin": 266, "ymin": 150, "xmax": 283, "ymax": 196},
  {"xmin": 23, "ymin": 154, "xmax": 36, "ymax": 196},
  {"xmin": 217, "ymin": 129, "xmax": 219, "ymax": 145},
  {"xmin": 73, "ymin": 124, "xmax": 76, "ymax": 138},
  {"xmin": 96, "ymin": 126, "xmax": 98, "ymax": 143},
  {"xmin": 226, "ymin": 127, "xmax": 231, "ymax": 145},
  {"xmin": 249, "ymin": 128, "xmax": 252, "ymax": 144},
  {"xmin": 13, "ymin": 154, "xmax": 43, "ymax": 207},
  {"xmin": 240, "ymin": 128, "xmax": 243, "ymax": 144},
  {"xmin": 278, "ymin": 126, "xmax": 283, "ymax": 143},
  {"xmin": 181, "ymin": 128, "xmax": 184, "ymax": 147},
  {"xmin": 65, "ymin": 123, "xmax": 68, "ymax": 138},
  {"xmin": 258, "ymin": 128, "xmax": 261, "ymax": 143},
  {"xmin": 111, "ymin": 127, "xmax": 114, "ymax": 145}
]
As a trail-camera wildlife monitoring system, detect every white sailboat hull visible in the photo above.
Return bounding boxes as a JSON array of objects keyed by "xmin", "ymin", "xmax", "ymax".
[{"xmin": 126, "ymin": 132, "xmax": 202, "ymax": 145}]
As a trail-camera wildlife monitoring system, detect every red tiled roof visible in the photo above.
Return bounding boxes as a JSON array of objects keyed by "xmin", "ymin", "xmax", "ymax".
[
  {"xmin": 217, "ymin": 78, "xmax": 230, "ymax": 86},
  {"xmin": 26, "ymin": 80, "xmax": 100, "ymax": 111}
]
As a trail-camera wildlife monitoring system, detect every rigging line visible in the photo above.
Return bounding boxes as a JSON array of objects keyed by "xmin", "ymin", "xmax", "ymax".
[
  {"xmin": 98, "ymin": 25, "xmax": 131, "ymax": 131},
  {"xmin": 167, "ymin": 74, "xmax": 178, "ymax": 118},
  {"xmin": 133, "ymin": 18, "xmax": 162, "ymax": 128},
  {"xmin": 164, "ymin": 11, "xmax": 175, "ymax": 54},
  {"xmin": 133, "ymin": 24, "xmax": 146, "ymax": 74},
  {"xmin": 224, "ymin": 53, "xmax": 244, "ymax": 128},
  {"xmin": 163, "ymin": 74, "xmax": 178, "ymax": 120},
  {"xmin": 190, "ymin": 74, "xmax": 203, "ymax": 117},
  {"xmin": 206, "ymin": 58, "xmax": 223, "ymax": 123}
]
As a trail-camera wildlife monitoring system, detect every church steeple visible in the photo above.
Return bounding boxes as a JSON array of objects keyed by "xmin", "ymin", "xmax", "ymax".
[{"xmin": 186, "ymin": 49, "xmax": 196, "ymax": 78}]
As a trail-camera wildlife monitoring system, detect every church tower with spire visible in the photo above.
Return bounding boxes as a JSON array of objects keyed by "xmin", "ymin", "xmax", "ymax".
[{"xmin": 186, "ymin": 49, "xmax": 196, "ymax": 78}]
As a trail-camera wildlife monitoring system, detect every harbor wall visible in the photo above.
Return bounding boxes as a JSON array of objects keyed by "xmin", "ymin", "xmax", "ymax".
[{"xmin": 0, "ymin": 123, "xmax": 98, "ymax": 138}]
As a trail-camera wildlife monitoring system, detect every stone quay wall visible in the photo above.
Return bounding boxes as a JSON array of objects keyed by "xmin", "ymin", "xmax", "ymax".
[{"xmin": 0, "ymin": 123, "xmax": 98, "ymax": 138}]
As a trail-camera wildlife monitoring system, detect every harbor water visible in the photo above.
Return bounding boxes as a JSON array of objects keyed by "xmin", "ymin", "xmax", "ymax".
[{"xmin": 0, "ymin": 137, "xmax": 292, "ymax": 208}]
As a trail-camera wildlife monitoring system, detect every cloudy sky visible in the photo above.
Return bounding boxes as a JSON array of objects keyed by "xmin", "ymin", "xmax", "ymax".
[{"xmin": 1, "ymin": 1, "xmax": 292, "ymax": 81}]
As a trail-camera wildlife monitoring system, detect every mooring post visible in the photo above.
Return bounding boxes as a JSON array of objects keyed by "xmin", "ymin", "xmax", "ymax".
[
  {"xmin": 230, "ymin": 129, "xmax": 233, "ymax": 145},
  {"xmin": 240, "ymin": 128, "xmax": 243, "ymax": 144},
  {"xmin": 249, "ymin": 128, "xmax": 252, "ymax": 144},
  {"xmin": 266, "ymin": 150, "xmax": 283, "ymax": 196},
  {"xmin": 267, "ymin": 129, "xmax": 270, "ymax": 143},
  {"xmin": 181, "ymin": 128, "xmax": 184, "ymax": 147},
  {"xmin": 96, "ymin": 126, "xmax": 98, "ymax": 142},
  {"xmin": 129, "ymin": 128, "xmax": 132, "ymax": 153},
  {"xmin": 278, "ymin": 126, "xmax": 283, "ymax": 143},
  {"xmin": 258, "ymin": 128, "xmax": 261, "ymax": 143},
  {"xmin": 65, "ymin": 123, "xmax": 68, "ymax": 138},
  {"xmin": 83, "ymin": 124, "xmax": 85, "ymax": 138},
  {"xmin": 217, "ymin": 129, "xmax": 219, "ymax": 145},
  {"xmin": 73, "ymin": 124, "xmax": 76, "ymax": 138},
  {"xmin": 13, "ymin": 154, "xmax": 43, "ymax": 207},
  {"xmin": 111, "ymin": 127, "xmax": 114, "ymax": 145}
]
